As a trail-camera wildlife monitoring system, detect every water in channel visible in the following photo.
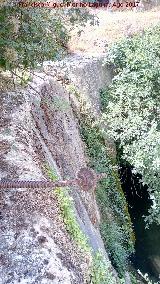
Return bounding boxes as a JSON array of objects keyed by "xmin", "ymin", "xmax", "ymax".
[{"xmin": 119, "ymin": 163, "xmax": 160, "ymax": 282}]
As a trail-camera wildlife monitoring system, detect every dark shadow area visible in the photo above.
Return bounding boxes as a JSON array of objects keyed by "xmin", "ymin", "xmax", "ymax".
[{"xmin": 119, "ymin": 163, "xmax": 160, "ymax": 282}]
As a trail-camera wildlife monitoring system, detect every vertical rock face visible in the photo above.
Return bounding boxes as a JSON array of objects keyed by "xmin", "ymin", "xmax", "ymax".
[
  {"xmin": 0, "ymin": 90, "xmax": 90, "ymax": 284},
  {"xmin": 43, "ymin": 54, "xmax": 117, "ymax": 160},
  {"xmin": 44, "ymin": 54, "xmax": 113, "ymax": 116},
  {"xmin": 31, "ymin": 79, "xmax": 86, "ymax": 178},
  {"xmin": 30, "ymin": 77, "xmax": 110, "ymax": 254},
  {"xmin": 0, "ymin": 56, "xmax": 119, "ymax": 283}
]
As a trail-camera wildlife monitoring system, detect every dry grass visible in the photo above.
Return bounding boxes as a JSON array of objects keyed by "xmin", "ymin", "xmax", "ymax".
[{"xmin": 69, "ymin": 6, "xmax": 160, "ymax": 54}]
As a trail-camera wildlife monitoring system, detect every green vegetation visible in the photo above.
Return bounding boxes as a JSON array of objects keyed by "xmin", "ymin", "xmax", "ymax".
[
  {"xmin": 0, "ymin": 1, "xmax": 94, "ymax": 71},
  {"xmin": 0, "ymin": 1, "xmax": 96, "ymax": 91},
  {"xmin": 1, "ymin": 1, "xmax": 159, "ymax": 282},
  {"xmin": 79, "ymin": 113, "xmax": 134, "ymax": 276},
  {"xmin": 66, "ymin": 85, "xmax": 135, "ymax": 276},
  {"xmin": 90, "ymin": 251, "xmax": 120, "ymax": 284},
  {"xmin": 0, "ymin": 6, "xmax": 67, "ymax": 70},
  {"xmin": 45, "ymin": 165, "xmax": 90, "ymax": 253},
  {"xmin": 130, "ymin": 273, "xmax": 140, "ymax": 284},
  {"xmin": 54, "ymin": 184, "xmax": 123, "ymax": 283},
  {"xmin": 101, "ymin": 25, "xmax": 160, "ymax": 226},
  {"xmin": 55, "ymin": 187, "xmax": 91, "ymax": 252},
  {"xmin": 45, "ymin": 165, "xmax": 122, "ymax": 283}
]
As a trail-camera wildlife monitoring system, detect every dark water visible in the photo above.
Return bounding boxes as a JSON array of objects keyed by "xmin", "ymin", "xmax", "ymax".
[{"xmin": 119, "ymin": 163, "xmax": 160, "ymax": 282}]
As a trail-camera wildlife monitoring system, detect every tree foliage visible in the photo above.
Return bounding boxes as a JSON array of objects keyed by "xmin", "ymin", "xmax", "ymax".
[
  {"xmin": 0, "ymin": 1, "xmax": 94, "ymax": 71},
  {"xmin": 101, "ymin": 25, "xmax": 160, "ymax": 225}
]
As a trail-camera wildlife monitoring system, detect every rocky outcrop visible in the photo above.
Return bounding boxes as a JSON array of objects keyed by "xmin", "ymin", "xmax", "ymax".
[
  {"xmin": 0, "ymin": 90, "xmax": 90, "ymax": 284},
  {"xmin": 43, "ymin": 54, "xmax": 116, "ymax": 159},
  {"xmin": 0, "ymin": 54, "xmax": 120, "ymax": 283},
  {"xmin": 43, "ymin": 53, "xmax": 113, "ymax": 116}
]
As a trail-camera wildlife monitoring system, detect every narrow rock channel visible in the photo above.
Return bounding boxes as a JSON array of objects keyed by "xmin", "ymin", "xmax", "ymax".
[{"xmin": 119, "ymin": 163, "xmax": 160, "ymax": 282}]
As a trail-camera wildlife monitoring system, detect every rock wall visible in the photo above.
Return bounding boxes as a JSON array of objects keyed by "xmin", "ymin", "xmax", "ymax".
[
  {"xmin": 43, "ymin": 54, "xmax": 117, "ymax": 159},
  {"xmin": 0, "ymin": 90, "xmax": 89, "ymax": 284},
  {"xmin": 0, "ymin": 55, "xmax": 120, "ymax": 283},
  {"xmin": 43, "ymin": 54, "xmax": 113, "ymax": 116}
]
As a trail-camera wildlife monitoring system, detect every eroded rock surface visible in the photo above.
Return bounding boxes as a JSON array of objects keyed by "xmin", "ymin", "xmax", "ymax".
[
  {"xmin": 0, "ymin": 90, "xmax": 90, "ymax": 284},
  {"xmin": 0, "ymin": 55, "xmax": 119, "ymax": 283}
]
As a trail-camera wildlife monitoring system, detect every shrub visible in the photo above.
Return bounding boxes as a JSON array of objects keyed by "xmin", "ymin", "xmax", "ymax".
[
  {"xmin": 67, "ymin": 83, "xmax": 135, "ymax": 276},
  {"xmin": 0, "ymin": 1, "xmax": 95, "ymax": 71},
  {"xmin": 78, "ymin": 110, "xmax": 135, "ymax": 276},
  {"xmin": 101, "ymin": 25, "xmax": 160, "ymax": 225}
]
